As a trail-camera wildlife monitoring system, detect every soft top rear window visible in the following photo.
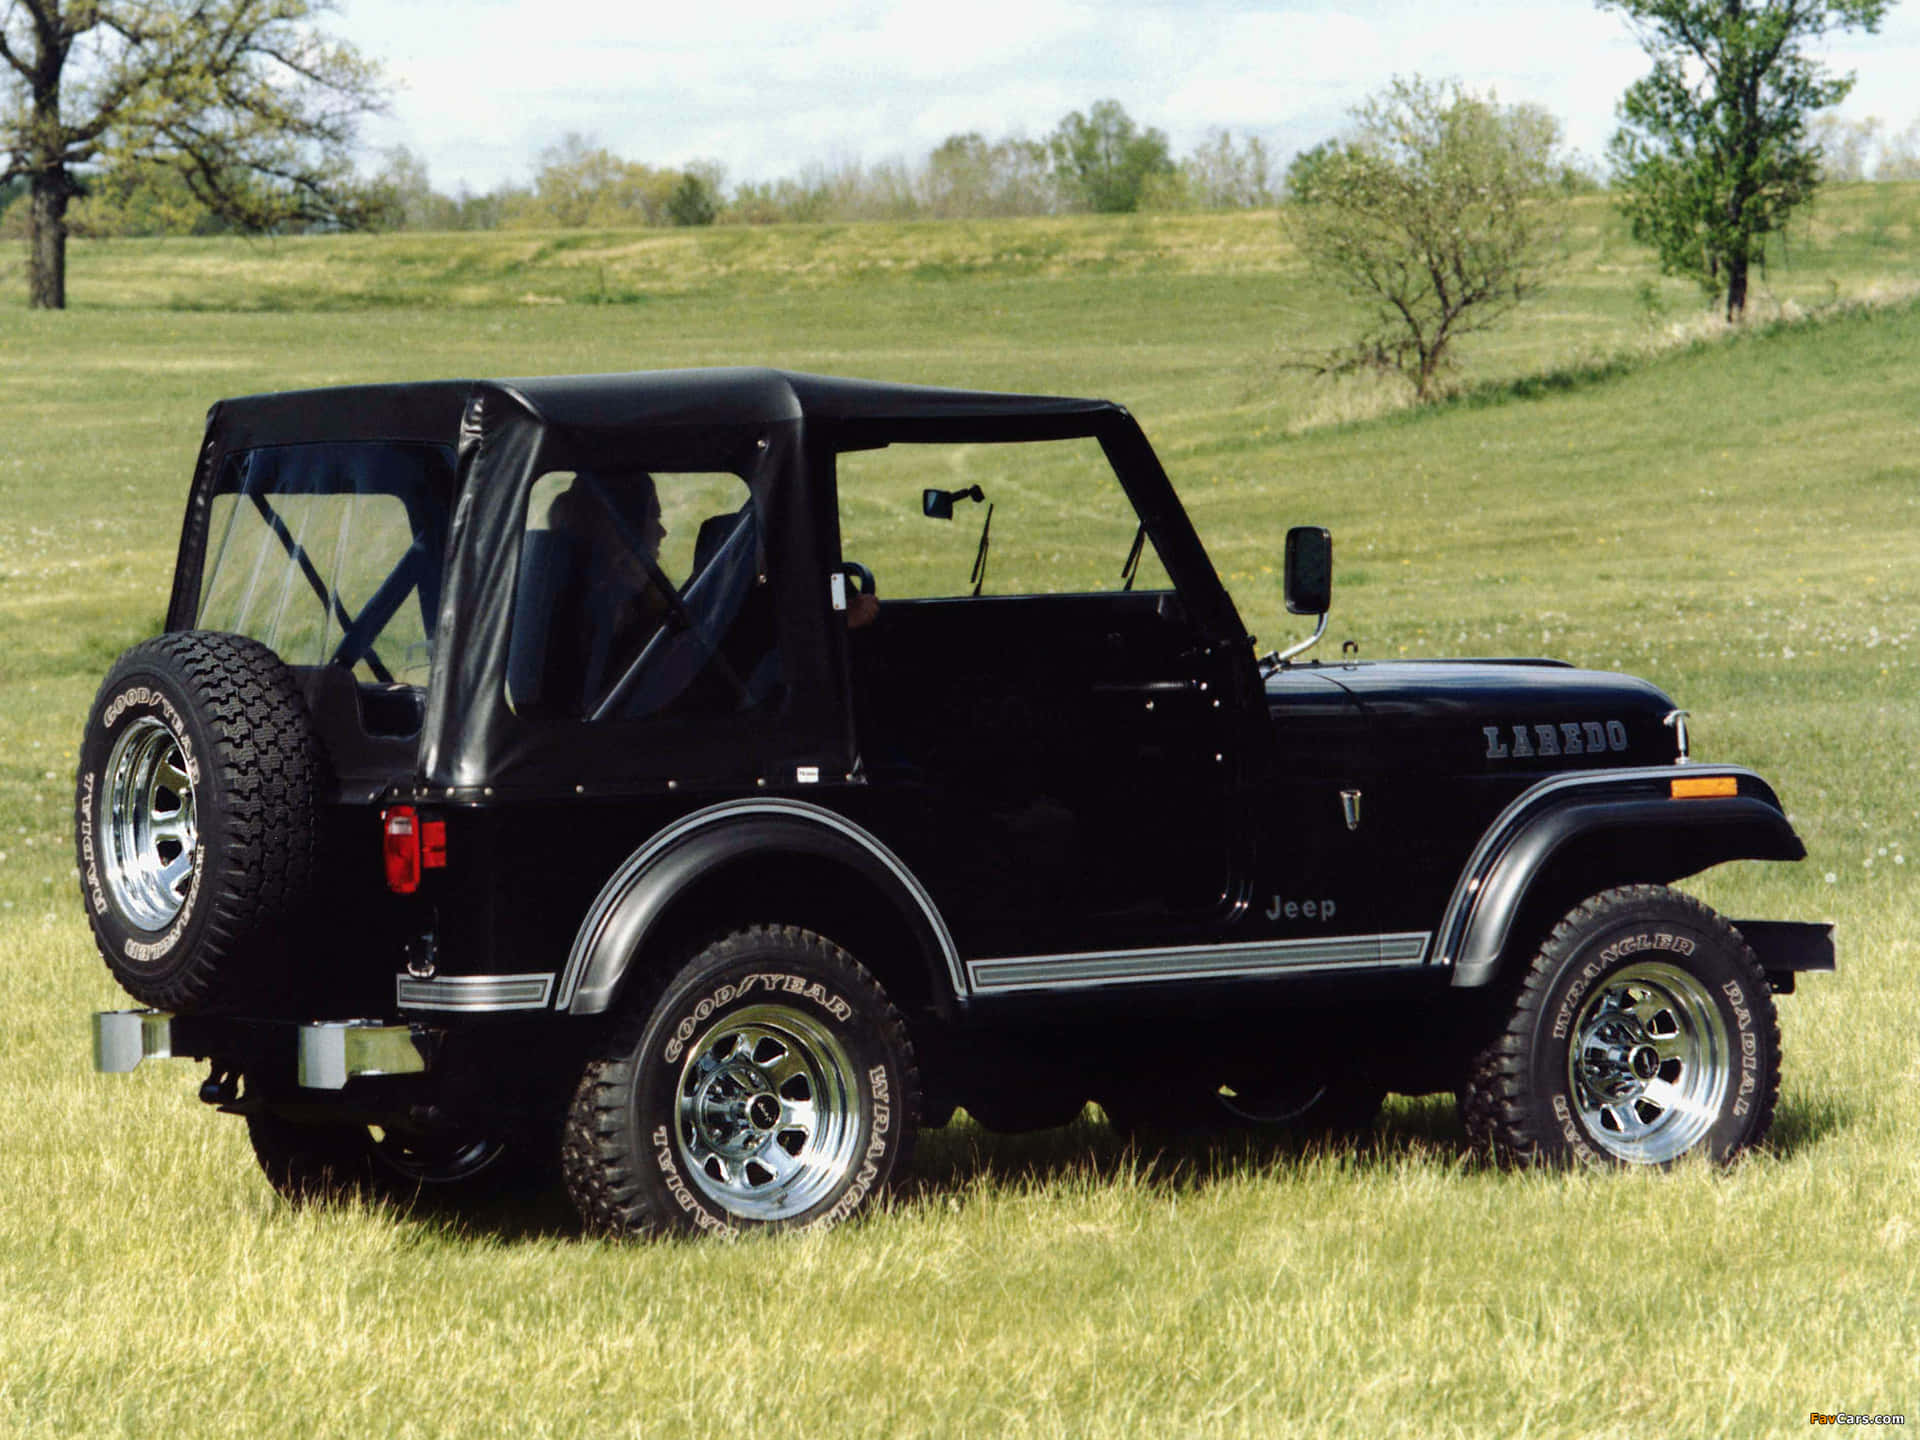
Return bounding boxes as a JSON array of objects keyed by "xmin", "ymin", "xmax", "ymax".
[{"xmin": 196, "ymin": 442, "xmax": 454, "ymax": 686}]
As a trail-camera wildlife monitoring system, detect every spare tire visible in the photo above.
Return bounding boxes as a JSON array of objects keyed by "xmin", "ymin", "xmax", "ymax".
[{"xmin": 75, "ymin": 631, "xmax": 322, "ymax": 1012}]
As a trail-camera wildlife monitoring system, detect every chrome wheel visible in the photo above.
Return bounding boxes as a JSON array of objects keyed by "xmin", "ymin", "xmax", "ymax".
[
  {"xmin": 1567, "ymin": 961, "xmax": 1729, "ymax": 1164},
  {"xmin": 104, "ymin": 717, "xmax": 198, "ymax": 932},
  {"xmin": 675, "ymin": 1003, "xmax": 861, "ymax": 1222}
]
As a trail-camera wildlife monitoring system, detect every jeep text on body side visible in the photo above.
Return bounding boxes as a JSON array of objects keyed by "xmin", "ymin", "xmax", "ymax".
[{"xmin": 82, "ymin": 369, "xmax": 1833, "ymax": 1232}]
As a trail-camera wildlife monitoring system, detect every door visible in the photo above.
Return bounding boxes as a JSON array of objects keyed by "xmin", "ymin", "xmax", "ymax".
[{"xmin": 832, "ymin": 435, "xmax": 1244, "ymax": 963}]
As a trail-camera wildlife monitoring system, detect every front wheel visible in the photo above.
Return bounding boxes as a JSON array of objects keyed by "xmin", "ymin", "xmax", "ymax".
[
  {"xmin": 562, "ymin": 926, "xmax": 921, "ymax": 1237},
  {"xmin": 1462, "ymin": 885, "xmax": 1780, "ymax": 1167}
]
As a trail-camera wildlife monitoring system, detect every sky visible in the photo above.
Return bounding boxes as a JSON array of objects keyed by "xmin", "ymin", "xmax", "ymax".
[{"xmin": 333, "ymin": 0, "xmax": 1920, "ymax": 193}]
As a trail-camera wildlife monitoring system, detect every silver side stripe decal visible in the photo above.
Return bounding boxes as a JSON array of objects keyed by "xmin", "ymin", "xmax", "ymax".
[
  {"xmin": 396, "ymin": 973, "xmax": 555, "ymax": 1012},
  {"xmin": 966, "ymin": 932, "xmax": 1433, "ymax": 995}
]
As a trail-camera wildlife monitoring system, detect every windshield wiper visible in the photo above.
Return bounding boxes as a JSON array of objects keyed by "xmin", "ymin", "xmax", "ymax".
[
  {"xmin": 969, "ymin": 502, "xmax": 995, "ymax": 598},
  {"xmin": 1120, "ymin": 522, "xmax": 1147, "ymax": 592}
]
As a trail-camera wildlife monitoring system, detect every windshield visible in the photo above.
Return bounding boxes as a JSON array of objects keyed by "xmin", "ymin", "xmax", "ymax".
[
  {"xmin": 835, "ymin": 435, "xmax": 1171, "ymax": 598},
  {"xmin": 196, "ymin": 442, "xmax": 455, "ymax": 686}
]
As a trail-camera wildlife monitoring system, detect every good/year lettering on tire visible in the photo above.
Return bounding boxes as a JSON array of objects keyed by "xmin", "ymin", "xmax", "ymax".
[
  {"xmin": 562, "ymin": 926, "xmax": 921, "ymax": 1237},
  {"xmin": 74, "ymin": 631, "xmax": 321, "ymax": 1013}
]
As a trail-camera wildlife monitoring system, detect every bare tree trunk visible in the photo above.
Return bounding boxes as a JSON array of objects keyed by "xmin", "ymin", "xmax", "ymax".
[
  {"xmin": 1724, "ymin": 249, "xmax": 1748, "ymax": 322},
  {"xmin": 26, "ymin": 175, "xmax": 68, "ymax": 310}
]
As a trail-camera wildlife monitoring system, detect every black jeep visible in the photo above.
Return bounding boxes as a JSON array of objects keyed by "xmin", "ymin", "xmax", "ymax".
[{"xmin": 82, "ymin": 369, "xmax": 1832, "ymax": 1234}]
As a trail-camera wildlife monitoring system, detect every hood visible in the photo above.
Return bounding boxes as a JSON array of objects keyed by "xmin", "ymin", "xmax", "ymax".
[{"xmin": 1266, "ymin": 659, "xmax": 1682, "ymax": 775}]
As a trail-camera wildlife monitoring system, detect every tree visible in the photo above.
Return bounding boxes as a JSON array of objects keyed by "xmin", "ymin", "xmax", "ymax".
[
  {"xmin": 1284, "ymin": 138, "xmax": 1350, "ymax": 203},
  {"xmin": 1, "ymin": 0, "xmax": 386, "ymax": 308},
  {"xmin": 1285, "ymin": 77, "xmax": 1565, "ymax": 400},
  {"xmin": 1179, "ymin": 128, "xmax": 1276, "ymax": 209},
  {"xmin": 1879, "ymin": 115, "xmax": 1920, "ymax": 179},
  {"xmin": 1047, "ymin": 100, "xmax": 1172, "ymax": 213},
  {"xmin": 367, "ymin": 144, "xmax": 461, "ymax": 232},
  {"xmin": 666, "ymin": 161, "xmax": 722, "ymax": 227},
  {"xmin": 1602, "ymin": 0, "xmax": 1892, "ymax": 321},
  {"xmin": 923, "ymin": 131, "xmax": 1053, "ymax": 217},
  {"xmin": 1808, "ymin": 112, "xmax": 1882, "ymax": 180}
]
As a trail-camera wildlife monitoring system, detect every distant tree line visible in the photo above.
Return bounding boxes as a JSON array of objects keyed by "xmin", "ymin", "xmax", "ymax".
[
  {"xmin": 12, "ymin": 85, "xmax": 1919, "ymax": 250},
  {"xmin": 1, "ymin": 100, "xmax": 1281, "ymax": 239},
  {"xmin": 1809, "ymin": 113, "xmax": 1920, "ymax": 180},
  {"xmin": 357, "ymin": 101, "xmax": 1279, "ymax": 232}
]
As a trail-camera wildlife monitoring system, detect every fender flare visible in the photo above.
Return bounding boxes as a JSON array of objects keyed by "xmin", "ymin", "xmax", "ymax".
[
  {"xmin": 1440, "ymin": 766, "xmax": 1805, "ymax": 988},
  {"xmin": 554, "ymin": 798, "xmax": 965, "ymax": 1016}
]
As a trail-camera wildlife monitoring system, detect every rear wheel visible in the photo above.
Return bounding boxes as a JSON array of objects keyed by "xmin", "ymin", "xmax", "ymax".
[
  {"xmin": 1461, "ymin": 885, "xmax": 1780, "ymax": 1167},
  {"xmin": 563, "ymin": 926, "xmax": 921, "ymax": 1237}
]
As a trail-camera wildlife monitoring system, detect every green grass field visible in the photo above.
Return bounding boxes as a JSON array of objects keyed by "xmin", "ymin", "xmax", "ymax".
[{"xmin": 1, "ymin": 189, "xmax": 1916, "ymax": 1437}]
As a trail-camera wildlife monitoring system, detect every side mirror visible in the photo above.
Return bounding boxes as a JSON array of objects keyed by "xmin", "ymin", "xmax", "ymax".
[
  {"xmin": 1284, "ymin": 526, "xmax": 1333, "ymax": 616},
  {"xmin": 922, "ymin": 485, "xmax": 985, "ymax": 521}
]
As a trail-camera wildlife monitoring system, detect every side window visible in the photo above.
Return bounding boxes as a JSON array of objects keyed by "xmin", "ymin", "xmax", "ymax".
[
  {"xmin": 835, "ymin": 437, "xmax": 1171, "ymax": 599},
  {"xmin": 197, "ymin": 443, "xmax": 451, "ymax": 686},
  {"xmin": 506, "ymin": 468, "xmax": 778, "ymax": 721}
]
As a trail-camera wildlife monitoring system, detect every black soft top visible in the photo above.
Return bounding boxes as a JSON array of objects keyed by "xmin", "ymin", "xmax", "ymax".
[
  {"xmin": 204, "ymin": 368, "xmax": 1125, "ymax": 453},
  {"xmin": 171, "ymin": 368, "xmax": 1235, "ymax": 791}
]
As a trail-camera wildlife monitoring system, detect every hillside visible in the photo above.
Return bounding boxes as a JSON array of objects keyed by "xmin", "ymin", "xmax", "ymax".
[{"xmin": 0, "ymin": 198, "xmax": 1915, "ymax": 1437}]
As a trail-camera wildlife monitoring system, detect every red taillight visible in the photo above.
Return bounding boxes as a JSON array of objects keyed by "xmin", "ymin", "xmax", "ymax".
[
  {"xmin": 383, "ymin": 806, "xmax": 421, "ymax": 894},
  {"xmin": 421, "ymin": 819, "xmax": 447, "ymax": 869}
]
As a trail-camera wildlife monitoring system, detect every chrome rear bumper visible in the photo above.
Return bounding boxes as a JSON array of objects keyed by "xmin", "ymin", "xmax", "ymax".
[{"xmin": 92, "ymin": 1011, "xmax": 435, "ymax": 1091}]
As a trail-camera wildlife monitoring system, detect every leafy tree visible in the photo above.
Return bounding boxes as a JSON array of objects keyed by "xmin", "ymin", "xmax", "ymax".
[
  {"xmin": 1179, "ymin": 128, "xmax": 1276, "ymax": 209},
  {"xmin": 1878, "ymin": 115, "xmax": 1920, "ymax": 179},
  {"xmin": 666, "ymin": 161, "xmax": 722, "ymax": 227},
  {"xmin": 923, "ymin": 131, "xmax": 1053, "ymax": 217},
  {"xmin": 1602, "ymin": 0, "xmax": 1892, "ymax": 321},
  {"xmin": 1808, "ymin": 112, "xmax": 1882, "ymax": 180},
  {"xmin": 1283, "ymin": 139, "xmax": 1349, "ymax": 203},
  {"xmin": 1285, "ymin": 76, "xmax": 1565, "ymax": 400},
  {"xmin": 1047, "ymin": 100, "xmax": 1172, "ymax": 213},
  {"xmin": 67, "ymin": 157, "xmax": 222, "ymax": 234},
  {"xmin": 0, "ymin": 0, "xmax": 388, "ymax": 308},
  {"xmin": 367, "ymin": 144, "xmax": 461, "ymax": 232}
]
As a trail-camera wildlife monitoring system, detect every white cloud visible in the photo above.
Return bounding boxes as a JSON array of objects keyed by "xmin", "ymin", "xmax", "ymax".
[{"xmin": 338, "ymin": 0, "xmax": 1920, "ymax": 191}]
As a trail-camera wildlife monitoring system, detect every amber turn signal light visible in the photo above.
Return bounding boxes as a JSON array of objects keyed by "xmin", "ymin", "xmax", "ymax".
[{"xmin": 1671, "ymin": 775, "xmax": 1738, "ymax": 799}]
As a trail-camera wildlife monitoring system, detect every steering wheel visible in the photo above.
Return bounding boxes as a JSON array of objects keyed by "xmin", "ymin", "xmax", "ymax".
[{"xmin": 838, "ymin": 561, "xmax": 876, "ymax": 599}]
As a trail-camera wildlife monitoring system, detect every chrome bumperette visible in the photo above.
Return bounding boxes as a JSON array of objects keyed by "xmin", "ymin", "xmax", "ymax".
[
  {"xmin": 297, "ymin": 1021, "xmax": 433, "ymax": 1090},
  {"xmin": 93, "ymin": 1009, "xmax": 174, "ymax": 1072},
  {"xmin": 93, "ymin": 1011, "xmax": 435, "ymax": 1091}
]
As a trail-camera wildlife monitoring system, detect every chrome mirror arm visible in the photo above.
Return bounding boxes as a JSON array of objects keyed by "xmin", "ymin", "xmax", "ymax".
[{"xmin": 1259, "ymin": 610, "xmax": 1328, "ymax": 675}]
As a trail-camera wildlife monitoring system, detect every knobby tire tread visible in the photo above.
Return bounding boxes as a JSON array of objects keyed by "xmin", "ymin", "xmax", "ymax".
[
  {"xmin": 562, "ymin": 924, "xmax": 921, "ymax": 1237},
  {"xmin": 1461, "ymin": 883, "xmax": 1781, "ymax": 1167},
  {"xmin": 80, "ymin": 631, "xmax": 320, "ymax": 1011}
]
